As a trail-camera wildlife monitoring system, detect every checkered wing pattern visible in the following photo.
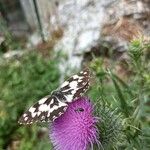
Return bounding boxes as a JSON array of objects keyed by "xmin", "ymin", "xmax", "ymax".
[{"xmin": 18, "ymin": 68, "xmax": 90, "ymax": 124}]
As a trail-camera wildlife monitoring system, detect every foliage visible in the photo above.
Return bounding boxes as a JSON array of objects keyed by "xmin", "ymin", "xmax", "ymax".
[
  {"xmin": 93, "ymin": 100, "xmax": 121, "ymax": 150},
  {"xmin": 89, "ymin": 37, "xmax": 150, "ymax": 149},
  {"xmin": 0, "ymin": 37, "xmax": 149, "ymax": 150},
  {"xmin": 0, "ymin": 16, "xmax": 21, "ymax": 53},
  {"xmin": 0, "ymin": 52, "xmax": 60, "ymax": 149}
]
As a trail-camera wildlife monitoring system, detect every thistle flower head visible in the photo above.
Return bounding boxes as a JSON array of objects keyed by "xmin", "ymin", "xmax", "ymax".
[{"xmin": 49, "ymin": 97, "xmax": 99, "ymax": 150}]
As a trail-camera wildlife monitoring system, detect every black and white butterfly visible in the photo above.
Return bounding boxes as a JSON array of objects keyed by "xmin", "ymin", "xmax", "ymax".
[{"xmin": 18, "ymin": 68, "xmax": 90, "ymax": 124}]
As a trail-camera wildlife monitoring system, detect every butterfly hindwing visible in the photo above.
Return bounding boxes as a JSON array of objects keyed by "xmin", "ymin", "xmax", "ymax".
[{"xmin": 18, "ymin": 96, "xmax": 67, "ymax": 124}]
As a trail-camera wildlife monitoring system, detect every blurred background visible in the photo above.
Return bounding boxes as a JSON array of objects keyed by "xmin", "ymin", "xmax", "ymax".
[{"xmin": 0, "ymin": 0, "xmax": 150, "ymax": 150}]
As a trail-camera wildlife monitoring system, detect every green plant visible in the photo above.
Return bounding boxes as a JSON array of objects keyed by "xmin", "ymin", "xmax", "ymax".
[
  {"xmin": 0, "ymin": 52, "xmax": 60, "ymax": 149},
  {"xmin": 89, "ymin": 37, "xmax": 150, "ymax": 149},
  {"xmin": 0, "ymin": 16, "xmax": 21, "ymax": 53},
  {"xmin": 0, "ymin": 37, "xmax": 149, "ymax": 150}
]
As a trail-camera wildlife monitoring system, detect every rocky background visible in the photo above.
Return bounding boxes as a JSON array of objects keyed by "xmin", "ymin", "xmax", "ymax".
[{"xmin": 0, "ymin": 0, "xmax": 150, "ymax": 67}]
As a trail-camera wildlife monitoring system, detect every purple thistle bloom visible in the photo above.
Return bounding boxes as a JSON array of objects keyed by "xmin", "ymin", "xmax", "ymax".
[{"xmin": 49, "ymin": 97, "xmax": 99, "ymax": 150}]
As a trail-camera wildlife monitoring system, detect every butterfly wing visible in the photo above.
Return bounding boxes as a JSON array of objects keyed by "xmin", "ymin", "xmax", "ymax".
[
  {"xmin": 18, "ymin": 68, "xmax": 90, "ymax": 124},
  {"xmin": 18, "ymin": 96, "xmax": 67, "ymax": 124},
  {"xmin": 59, "ymin": 68, "xmax": 90, "ymax": 102}
]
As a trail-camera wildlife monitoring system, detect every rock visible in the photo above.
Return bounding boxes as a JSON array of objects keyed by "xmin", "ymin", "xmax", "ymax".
[
  {"xmin": 54, "ymin": 0, "xmax": 105, "ymax": 54},
  {"xmin": 100, "ymin": 0, "xmax": 150, "ymax": 52},
  {"xmin": 51, "ymin": 0, "xmax": 114, "ymax": 70}
]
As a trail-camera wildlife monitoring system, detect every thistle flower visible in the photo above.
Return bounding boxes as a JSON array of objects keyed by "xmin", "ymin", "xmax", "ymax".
[
  {"xmin": 49, "ymin": 97, "xmax": 121, "ymax": 150},
  {"xmin": 49, "ymin": 97, "xmax": 99, "ymax": 150}
]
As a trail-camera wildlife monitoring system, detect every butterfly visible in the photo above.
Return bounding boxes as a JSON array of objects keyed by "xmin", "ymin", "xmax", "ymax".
[{"xmin": 18, "ymin": 68, "xmax": 90, "ymax": 124}]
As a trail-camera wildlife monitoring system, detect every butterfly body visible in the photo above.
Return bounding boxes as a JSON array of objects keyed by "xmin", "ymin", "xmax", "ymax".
[
  {"xmin": 51, "ymin": 90, "xmax": 67, "ymax": 103},
  {"xmin": 18, "ymin": 68, "xmax": 90, "ymax": 124}
]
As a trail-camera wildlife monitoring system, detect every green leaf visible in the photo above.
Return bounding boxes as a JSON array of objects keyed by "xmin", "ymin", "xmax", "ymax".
[{"xmin": 108, "ymin": 70, "xmax": 130, "ymax": 117}]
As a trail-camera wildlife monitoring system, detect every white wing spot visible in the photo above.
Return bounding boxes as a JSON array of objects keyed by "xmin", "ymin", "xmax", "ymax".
[
  {"xmin": 82, "ymin": 82, "xmax": 87, "ymax": 85},
  {"xmin": 63, "ymin": 107, "xmax": 67, "ymax": 111},
  {"xmin": 39, "ymin": 104, "xmax": 49, "ymax": 112},
  {"xmin": 83, "ymin": 88, "xmax": 86, "ymax": 92},
  {"xmin": 60, "ymin": 81, "xmax": 69, "ymax": 88},
  {"xmin": 47, "ymin": 113, "xmax": 50, "ymax": 117},
  {"xmin": 72, "ymin": 75, "xmax": 79, "ymax": 79},
  {"xmin": 29, "ymin": 107, "xmax": 37, "ymax": 117},
  {"xmin": 50, "ymin": 98, "xmax": 54, "ymax": 105},
  {"xmin": 29, "ymin": 107, "xmax": 36, "ymax": 112},
  {"xmin": 38, "ymin": 97, "xmax": 48, "ymax": 104},
  {"xmin": 69, "ymin": 81, "xmax": 78, "ymax": 89},
  {"xmin": 83, "ymin": 71, "xmax": 87, "ymax": 75},
  {"xmin": 78, "ymin": 79, "xmax": 82, "ymax": 82},
  {"xmin": 37, "ymin": 112, "xmax": 41, "ymax": 116},
  {"xmin": 24, "ymin": 117, "xmax": 28, "ymax": 121},
  {"xmin": 65, "ymin": 94, "xmax": 73, "ymax": 102},
  {"xmin": 41, "ymin": 116, "xmax": 45, "ymax": 120},
  {"xmin": 23, "ymin": 114, "xmax": 27, "ymax": 117},
  {"xmin": 71, "ymin": 90, "xmax": 76, "ymax": 95},
  {"xmin": 32, "ymin": 113, "xmax": 36, "ymax": 117}
]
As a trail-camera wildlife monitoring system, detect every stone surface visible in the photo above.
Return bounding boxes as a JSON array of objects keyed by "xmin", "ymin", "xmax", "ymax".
[
  {"xmin": 3, "ymin": 0, "xmax": 149, "ymax": 70},
  {"xmin": 51, "ymin": 0, "xmax": 114, "ymax": 70},
  {"xmin": 100, "ymin": 0, "xmax": 150, "ymax": 52}
]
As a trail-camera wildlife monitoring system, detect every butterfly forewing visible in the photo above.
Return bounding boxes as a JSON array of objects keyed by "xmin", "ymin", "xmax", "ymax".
[
  {"xmin": 19, "ymin": 68, "xmax": 90, "ymax": 124},
  {"xmin": 60, "ymin": 68, "xmax": 90, "ymax": 102}
]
